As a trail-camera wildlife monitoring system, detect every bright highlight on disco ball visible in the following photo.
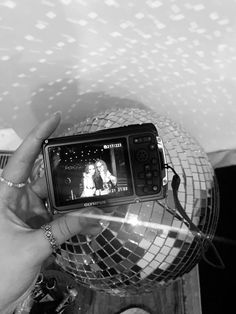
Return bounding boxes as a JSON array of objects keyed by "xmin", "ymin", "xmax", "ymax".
[{"xmin": 46, "ymin": 108, "xmax": 219, "ymax": 296}]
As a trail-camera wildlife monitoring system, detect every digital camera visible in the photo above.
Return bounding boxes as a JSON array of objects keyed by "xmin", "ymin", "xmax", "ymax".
[{"xmin": 42, "ymin": 123, "xmax": 168, "ymax": 214}]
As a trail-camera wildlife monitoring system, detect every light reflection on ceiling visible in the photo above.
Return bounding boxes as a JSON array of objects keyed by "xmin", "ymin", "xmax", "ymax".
[{"xmin": 0, "ymin": 0, "xmax": 236, "ymax": 156}]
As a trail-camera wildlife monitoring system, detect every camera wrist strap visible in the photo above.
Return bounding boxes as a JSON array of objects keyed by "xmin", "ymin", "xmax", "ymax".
[{"xmin": 164, "ymin": 164, "xmax": 225, "ymax": 269}]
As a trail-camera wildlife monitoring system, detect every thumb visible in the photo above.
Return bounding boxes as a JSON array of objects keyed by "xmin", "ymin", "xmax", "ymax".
[{"xmin": 33, "ymin": 207, "xmax": 103, "ymax": 261}]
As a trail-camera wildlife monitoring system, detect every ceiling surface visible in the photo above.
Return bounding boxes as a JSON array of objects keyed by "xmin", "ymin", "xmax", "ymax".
[{"xmin": 0, "ymin": 0, "xmax": 236, "ymax": 157}]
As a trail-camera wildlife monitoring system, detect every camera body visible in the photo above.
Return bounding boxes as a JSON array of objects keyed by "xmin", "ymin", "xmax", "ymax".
[{"xmin": 42, "ymin": 123, "xmax": 168, "ymax": 214}]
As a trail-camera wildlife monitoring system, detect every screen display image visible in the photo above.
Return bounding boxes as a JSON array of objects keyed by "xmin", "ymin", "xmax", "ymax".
[{"xmin": 48, "ymin": 138, "xmax": 133, "ymax": 207}]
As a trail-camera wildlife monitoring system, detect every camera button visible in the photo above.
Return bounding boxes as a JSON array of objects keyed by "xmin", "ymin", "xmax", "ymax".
[
  {"xmin": 153, "ymin": 170, "xmax": 159, "ymax": 177},
  {"xmin": 145, "ymin": 171, "xmax": 152, "ymax": 178},
  {"xmin": 143, "ymin": 136, "xmax": 152, "ymax": 142},
  {"xmin": 136, "ymin": 149, "xmax": 149, "ymax": 162},
  {"xmin": 152, "ymin": 185, "xmax": 159, "ymax": 192},
  {"xmin": 143, "ymin": 186, "xmax": 149, "ymax": 193},
  {"xmin": 134, "ymin": 137, "xmax": 142, "ymax": 144},
  {"xmin": 151, "ymin": 158, "xmax": 158, "ymax": 164}
]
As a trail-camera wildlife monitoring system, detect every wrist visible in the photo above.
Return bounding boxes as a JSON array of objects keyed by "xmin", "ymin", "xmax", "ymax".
[{"xmin": 0, "ymin": 272, "xmax": 39, "ymax": 314}]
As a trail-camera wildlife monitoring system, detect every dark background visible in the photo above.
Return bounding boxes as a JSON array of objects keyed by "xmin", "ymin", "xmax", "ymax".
[{"xmin": 199, "ymin": 166, "xmax": 236, "ymax": 314}]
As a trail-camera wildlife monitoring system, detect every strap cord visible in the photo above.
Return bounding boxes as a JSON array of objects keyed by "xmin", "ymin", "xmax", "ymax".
[{"xmin": 164, "ymin": 164, "xmax": 225, "ymax": 269}]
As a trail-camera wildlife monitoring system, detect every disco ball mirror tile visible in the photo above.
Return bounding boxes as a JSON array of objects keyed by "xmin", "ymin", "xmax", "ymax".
[{"xmin": 52, "ymin": 108, "xmax": 219, "ymax": 296}]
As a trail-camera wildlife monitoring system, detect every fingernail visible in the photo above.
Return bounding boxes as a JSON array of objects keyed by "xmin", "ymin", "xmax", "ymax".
[
  {"xmin": 53, "ymin": 111, "xmax": 62, "ymax": 118},
  {"xmin": 36, "ymin": 111, "xmax": 61, "ymax": 139},
  {"xmin": 45, "ymin": 111, "xmax": 61, "ymax": 122},
  {"xmin": 47, "ymin": 111, "xmax": 61, "ymax": 123}
]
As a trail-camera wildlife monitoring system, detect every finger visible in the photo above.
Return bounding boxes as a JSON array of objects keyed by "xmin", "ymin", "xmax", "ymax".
[
  {"xmin": 30, "ymin": 175, "xmax": 48, "ymax": 199},
  {"xmin": 33, "ymin": 207, "xmax": 103, "ymax": 260},
  {"xmin": 2, "ymin": 112, "xmax": 61, "ymax": 184}
]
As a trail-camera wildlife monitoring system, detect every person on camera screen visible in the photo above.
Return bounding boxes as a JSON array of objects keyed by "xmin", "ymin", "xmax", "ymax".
[{"xmin": 94, "ymin": 159, "xmax": 117, "ymax": 195}]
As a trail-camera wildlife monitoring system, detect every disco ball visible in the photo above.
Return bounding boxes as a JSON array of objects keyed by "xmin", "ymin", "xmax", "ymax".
[{"xmin": 49, "ymin": 107, "xmax": 219, "ymax": 296}]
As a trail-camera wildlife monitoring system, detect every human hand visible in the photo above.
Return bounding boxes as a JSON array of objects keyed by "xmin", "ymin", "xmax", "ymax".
[{"xmin": 0, "ymin": 113, "xmax": 102, "ymax": 313}]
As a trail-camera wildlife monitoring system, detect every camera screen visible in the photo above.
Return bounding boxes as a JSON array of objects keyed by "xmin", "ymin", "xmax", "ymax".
[{"xmin": 48, "ymin": 138, "xmax": 133, "ymax": 206}]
